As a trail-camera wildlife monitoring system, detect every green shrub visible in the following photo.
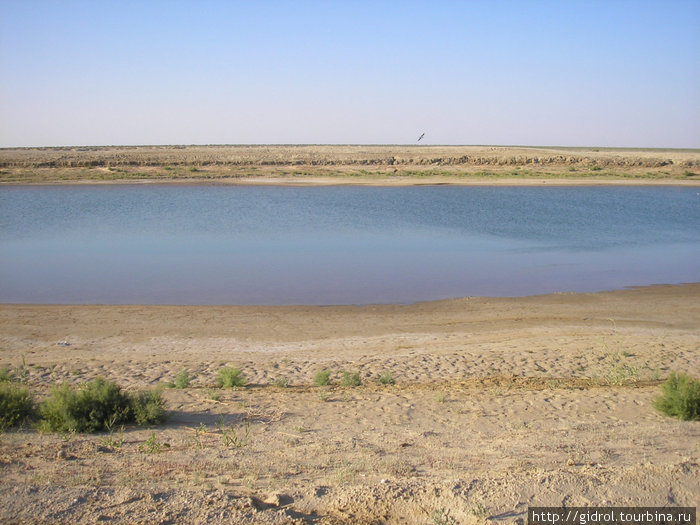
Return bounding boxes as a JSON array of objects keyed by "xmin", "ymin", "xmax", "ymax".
[
  {"xmin": 39, "ymin": 377, "xmax": 131, "ymax": 432},
  {"xmin": 313, "ymin": 369, "xmax": 331, "ymax": 386},
  {"xmin": 379, "ymin": 372, "xmax": 395, "ymax": 385},
  {"xmin": 341, "ymin": 371, "xmax": 362, "ymax": 387},
  {"xmin": 39, "ymin": 378, "xmax": 131, "ymax": 433},
  {"xmin": 653, "ymin": 372, "xmax": 700, "ymax": 421},
  {"xmin": 39, "ymin": 377, "xmax": 166, "ymax": 433},
  {"xmin": 0, "ymin": 366, "xmax": 12, "ymax": 382},
  {"xmin": 173, "ymin": 369, "xmax": 192, "ymax": 389},
  {"xmin": 0, "ymin": 382, "xmax": 34, "ymax": 430},
  {"xmin": 216, "ymin": 367, "xmax": 246, "ymax": 388},
  {"xmin": 130, "ymin": 388, "xmax": 167, "ymax": 426},
  {"xmin": 272, "ymin": 376, "xmax": 289, "ymax": 388}
]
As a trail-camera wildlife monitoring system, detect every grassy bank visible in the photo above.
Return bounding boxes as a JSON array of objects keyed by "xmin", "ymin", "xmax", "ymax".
[{"xmin": 1, "ymin": 144, "xmax": 698, "ymax": 184}]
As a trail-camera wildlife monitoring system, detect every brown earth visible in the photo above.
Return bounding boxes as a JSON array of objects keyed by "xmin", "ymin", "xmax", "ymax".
[
  {"xmin": 1, "ymin": 145, "xmax": 699, "ymax": 185},
  {"xmin": 0, "ymin": 284, "xmax": 698, "ymax": 523}
]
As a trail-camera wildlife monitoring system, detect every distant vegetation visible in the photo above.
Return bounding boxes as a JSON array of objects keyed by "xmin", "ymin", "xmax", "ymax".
[{"xmin": 0, "ymin": 145, "xmax": 697, "ymax": 183}]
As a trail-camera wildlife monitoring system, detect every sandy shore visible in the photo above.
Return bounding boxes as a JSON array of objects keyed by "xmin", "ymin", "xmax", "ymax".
[{"xmin": 0, "ymin": 284, "xmax": 698, "ymax": 523}]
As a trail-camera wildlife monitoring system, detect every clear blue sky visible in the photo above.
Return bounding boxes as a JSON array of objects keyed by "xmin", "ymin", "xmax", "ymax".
[{"xmin": 1, "ymin": 0, "xmax": 698, "ymax": 148}]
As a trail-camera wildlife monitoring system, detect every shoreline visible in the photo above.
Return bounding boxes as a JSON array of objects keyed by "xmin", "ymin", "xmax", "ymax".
[
  {"xmin": 3, "ymin": 175, "xmax": 700, "ymax": 186},
  {"xmin": 2, "ymin": 281, "xmax": 699, "ymax": 308},
  {"xmin": 3, "ymin": 283, "xmax": 698, "ymax": 387}
]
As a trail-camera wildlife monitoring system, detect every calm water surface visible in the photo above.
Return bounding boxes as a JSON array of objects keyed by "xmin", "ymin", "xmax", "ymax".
[{"xmin": 1, "ymin": 185, "xmax": 698, "ymax": 304}]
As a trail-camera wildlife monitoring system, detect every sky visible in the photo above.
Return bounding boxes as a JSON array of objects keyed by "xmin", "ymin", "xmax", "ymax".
[{"xmin": 0, "ymin": 0, "xmax": 698, "ymax": 148}]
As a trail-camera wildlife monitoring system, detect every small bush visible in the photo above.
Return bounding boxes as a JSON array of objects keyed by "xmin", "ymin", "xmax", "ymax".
[
  {"xmin": 216, "ymin": 367, "xmax": 246, "ymax": 388},
  {"xmin": 205, "ymin": 388, "xmax": 220, "ymax": 401},
  {"xmin": 0, "ymin": 382, "xmax": 34, "ymax": 430},
  {"xmin": 341, "ymin": 371, "xmax": 361, "ymax": 387},
  {"xmin": 653, "ymin": 372, "xmax": 700, "ymax": 421},
  {"xmin": 130, "ymin": 388, "xmax": 167, "ymax": 426},
  {"xmin": 39, "ymin": 378, "xmax": 131, "ymax": 433},
  {"xmin": 173, "ymin": 369, "xmax": 192, "ymax": 389},
  {"xmin": 138, "ymin": 432, "xmax": 169, "ymax": 454},
  {"xmin": 39, "ymin": 377, "xmax": 166, "ymax": 433},
  {"xmin": 273, "ymin": 376, "xmax": 289, "ymax": 388},
  {"xmin": 379, "ymin": 372, "xmax": 395, "ymax": 385},
  {"xmin": 0, "ymin": 366, "xmax": 12, "ymax": 382},
  {"xmin": 313, "ymin": 369, "xmax": 331, "ymax": 386}
]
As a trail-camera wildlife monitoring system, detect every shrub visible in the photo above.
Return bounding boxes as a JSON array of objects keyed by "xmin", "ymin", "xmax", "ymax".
[
  {"xmin": 130, "ymin": 388, "xmax": 167, "ymax": 426},
  {"xmin": 341, "ymin": 371, "xmax": 361, "ymax": 387},
  {"xmin": 313, "ymin": 369, "xmax": 331, "ymax": 386},
  {"xmin": 173, "ymin": 369, "xmax": 192, "ymax": 389},
  {"xmin": 653, "ymin": 372, "xmax": 700, "ymax": 421},
  {"xmin": 39, "ymin": 377, "xmax": 166, "ymax": 433},
  {"xmin": 0, "ymin": 366, "xmax": 12, "ymax": 382},
  {"xmin": 0, "ymin": 382, "xmax": 34, "ymax": 430},
  {"xmin": 273, "ymin": 376, "xmax": 289, "ymax": 388},
  {"xmin": 39, "ymin": 378, "xmax": 131, "ymax": 433},
  {"xmin": 216, "ymin": 367, "xmax": 246, "ymax": 388},
  {"xmin": 379, "ymin": 372, "xmax": 395, "ymax": 385}
]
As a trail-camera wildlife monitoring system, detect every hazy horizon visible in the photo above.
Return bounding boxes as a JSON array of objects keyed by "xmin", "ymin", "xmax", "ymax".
[
  {"xmin": 2, "ymin": 143, "xmax": 700, "ymax": 152},
  {"xmin": 1, "ymin": 1, "xmax": 698, "ymax": 149}
]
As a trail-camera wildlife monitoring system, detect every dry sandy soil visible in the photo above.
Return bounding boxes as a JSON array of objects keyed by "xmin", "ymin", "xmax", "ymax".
[
  {"xmin": 0, "ymin": 284, "xmax": 698, "ymax": 524},
  {"xmin": 1, "ymin": 145, "xmax": 699, "ymax": 185}
]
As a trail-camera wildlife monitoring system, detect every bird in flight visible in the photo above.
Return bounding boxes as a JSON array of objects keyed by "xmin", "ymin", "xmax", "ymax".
[{"xmin": 417, "ymin": 132, "xmax": 425, "ymax": 142}]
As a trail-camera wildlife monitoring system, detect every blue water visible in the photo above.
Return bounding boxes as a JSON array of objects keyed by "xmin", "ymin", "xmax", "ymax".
[{"xmin": 0, "ymin": 185, "xmax": 698, "ymax": 304}]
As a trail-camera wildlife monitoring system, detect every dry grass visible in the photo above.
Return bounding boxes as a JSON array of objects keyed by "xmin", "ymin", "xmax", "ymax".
[{"xmin": 1, "ymin": 145, "xmax": 698, "ymax": 183}]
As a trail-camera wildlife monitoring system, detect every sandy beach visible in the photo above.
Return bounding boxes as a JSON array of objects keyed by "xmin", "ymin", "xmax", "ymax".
[{"xmin": 1, "ymin": 284, "xmax": 698, "ymax": 523}]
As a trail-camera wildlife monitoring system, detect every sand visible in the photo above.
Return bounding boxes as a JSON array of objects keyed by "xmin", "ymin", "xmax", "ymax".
[{"xmin": 0, "ymin": 284, "xmax": 698, "ymax": 523}]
